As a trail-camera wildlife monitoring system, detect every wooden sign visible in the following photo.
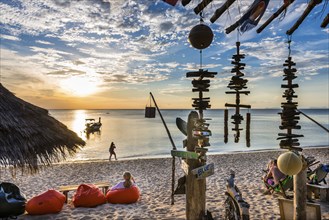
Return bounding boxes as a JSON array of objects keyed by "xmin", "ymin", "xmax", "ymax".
[
  {"xmin": 171, "ymin": 150, "xmax": 199, "ymax": 159},
  {"xmin": 181, "ymin": 160, "xmax": 189, "ymax": 175},
  {"xmin": 191, "ymin": 163, "xmax": 214, "ymax": 179}
]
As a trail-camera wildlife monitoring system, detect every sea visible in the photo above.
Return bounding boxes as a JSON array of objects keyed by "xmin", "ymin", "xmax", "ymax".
[{"xmin": 49, "ymin": 109, "xmax": 329, "ymax": 162}]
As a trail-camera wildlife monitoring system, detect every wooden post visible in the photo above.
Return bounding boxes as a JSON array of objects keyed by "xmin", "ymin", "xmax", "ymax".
[
  {"xmin": 293, "ymin": 157, "xmax": 307, "ymax": 220},
  {"xmin": 186, "ymin": 111, "xmax": 206, "ymax": 220}
]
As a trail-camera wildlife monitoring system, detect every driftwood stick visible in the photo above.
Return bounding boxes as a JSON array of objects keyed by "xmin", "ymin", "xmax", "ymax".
[
  {"xmin": 321, "ymin": 13, "xmax": 329, "ymax": 28},
  {"xmin": 182, "ymin": 0, "xmax": 192, "ymax": 6},
  {"xmin": 225, "ymin": 21, "xmax": 240, "ymax": 34},
  {"xmin": 210, "ymin": 0, "xmax": 236, "ymax": 23},
  {"xmin": 257, "ymin": 0, "xmax": 295, "ymax": 33},
  {"xmin": 194, "ymin": 0, "xmax": 213, "ymax": 15},
  {"xmin": 286, "ymin": 0, "xmax": 323, "ymax": 35}
]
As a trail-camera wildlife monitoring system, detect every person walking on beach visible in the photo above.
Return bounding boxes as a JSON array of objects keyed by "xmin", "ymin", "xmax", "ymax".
[{"xmin": 109, "ymin": 142, "xmax": 117, "ymax": 161}]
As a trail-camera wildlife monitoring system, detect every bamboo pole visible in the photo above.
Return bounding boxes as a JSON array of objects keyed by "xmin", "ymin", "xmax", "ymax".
[{"xmin": 149, "ymin": 92, "xmax": 177, "ymax": 205}]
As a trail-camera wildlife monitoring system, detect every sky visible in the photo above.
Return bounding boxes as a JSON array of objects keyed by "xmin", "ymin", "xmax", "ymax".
[{"xmin": 0, "ymin": 0, "xmax": 328, "ymax": 109}]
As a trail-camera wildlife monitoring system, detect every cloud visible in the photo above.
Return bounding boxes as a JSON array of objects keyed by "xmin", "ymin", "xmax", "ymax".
[
  {"xmin": 35, "ymin": 40, "xmax": 54, "ymax": 45},
  {"xmin": 160, "ymin": 85, "xmax": 191, "ymax": 96},
  {"xmin": 1, "ymin": 34, "xmax": 20, "ymax": 41},
  {"xmin": 46, "ymin": 69, "xmax": 85, "ymax": 76},
  {"xmin": 0, "ymin": 0, "xmax": 327, "ymax": 108}
]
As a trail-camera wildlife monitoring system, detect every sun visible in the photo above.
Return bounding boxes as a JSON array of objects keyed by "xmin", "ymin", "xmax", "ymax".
[{"xmin": 60, "ymin": 76, "xmax": 100, "ymax": 97}]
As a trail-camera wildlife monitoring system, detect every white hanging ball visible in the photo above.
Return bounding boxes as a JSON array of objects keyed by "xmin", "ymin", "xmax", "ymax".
[{"xmin": 277, "ymin": 151, "xmax": 303, "ymax": 175}]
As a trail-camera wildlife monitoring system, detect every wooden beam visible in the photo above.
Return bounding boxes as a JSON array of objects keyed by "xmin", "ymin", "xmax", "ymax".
[
  {"xmin": 194, "ymin": 0, "xmax": 213, "ymax": 15},
  {"xmin": 225, "ymin": 20, "xmax": 240, "ymax": 34},
  {"xmin": 321, "ymin": 13, "xmax": 329, "ymax": 28},
  {"xmin": 182, "ymin": 0, "xmax": 192, "ymax": 6},
  {"xmin": 257, "ymin": 0, "xmax": 295, "ymax": 33},
  {"xmin": 210, "ymin": 0, "xmax": 236, "ymax": 23},
  {"xmin": 286, "ymin": 0, "xmax": 323, "ymax": 35}
]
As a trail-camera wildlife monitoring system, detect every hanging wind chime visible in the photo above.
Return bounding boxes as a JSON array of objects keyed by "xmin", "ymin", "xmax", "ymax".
[
  {"xmin": 224, "ymin": 42, "xmax": 251, "ymax": 147},
  {"xmin": 277, "ymin": 38, "xmax": 304, "ymax": 175},
  {"xmin": 187, "ymin": 14, "xmax": 216, "ymax": 154},
  {"xmin": 276, "ymin": 37, "xmax": 308, "ymax": 220}
]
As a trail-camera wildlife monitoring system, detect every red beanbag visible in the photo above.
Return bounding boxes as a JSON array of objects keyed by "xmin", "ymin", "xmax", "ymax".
[
  {"xmin": 106, "ymin": 186, "xmax": 140, "ymax": 204},
  {"xmin": 72, "ymin": 184, "xmax": 106, "ymax": 207},
  {"xmin": 26, "ymin": 190, "xmax": 65, "ymax": 215}
]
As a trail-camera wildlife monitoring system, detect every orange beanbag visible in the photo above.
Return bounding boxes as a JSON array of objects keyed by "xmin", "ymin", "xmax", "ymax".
[
  {"xmin": 72, "ymin": 184, "xmax": 106, "ymax": 207},
  {"xmin": 26, "ymin": 190, "xmax": 65, "ymax": 215},
  {"xmin": 106, "ymin": 186, "xmax": 140, "ymax": 204}
]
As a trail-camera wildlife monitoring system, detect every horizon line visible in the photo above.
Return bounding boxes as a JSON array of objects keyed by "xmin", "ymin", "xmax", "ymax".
[{"xmin": 48, "ymin": 108, "xmax": 329, "ymax": 110}]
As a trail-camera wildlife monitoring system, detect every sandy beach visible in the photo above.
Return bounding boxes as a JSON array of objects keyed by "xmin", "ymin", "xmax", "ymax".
[{"xmin": 1, "ymin": 147, "xmax": 328, "ymax": 220}]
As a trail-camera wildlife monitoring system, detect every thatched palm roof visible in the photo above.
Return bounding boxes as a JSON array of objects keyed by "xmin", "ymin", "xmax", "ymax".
[{"xmin": 0, "ymin": 83, "xmax": 85, "ymax": 172}]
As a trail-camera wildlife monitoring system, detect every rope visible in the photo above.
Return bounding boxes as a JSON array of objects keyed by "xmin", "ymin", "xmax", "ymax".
[
  {"xmin": 236, "ymin": 0, "xmax": 242, "ymax": 35},
  {"xmin": 199, "ymin": 13, "xmax": 203, "ymax": 70},
  {"xmin": 298, "ymin": 110, "xmax": 329, "ymax": 133},
  {"xmin": 287, "ymin": 34, "xmax": 292, "ymax": 57},
  {"xmin": 200, "ymin": 50, "xmax": 203, "ymax": 69},
  {"xmin": 146, "ymin": 94, "xmax": 152, "ymax": 107}
]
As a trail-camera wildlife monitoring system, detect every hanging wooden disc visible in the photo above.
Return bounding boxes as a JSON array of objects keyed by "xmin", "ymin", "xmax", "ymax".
[
  {"xmin": 224, "ymin": 109, "xmax": 228, "ymax": 143},
  {"xmin": 246, "ymin": 112, "xmax": 250, "ymax": 147}
]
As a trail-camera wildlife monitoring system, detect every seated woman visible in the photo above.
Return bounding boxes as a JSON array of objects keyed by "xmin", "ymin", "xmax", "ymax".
[
  {"xmin": 107, "ymin": 171, "xmax": 139, "ymax": 204},
  {"xmin": 111, "ymin": 171, "xmax": 135, "ymax": 190},
  {"xmin": 263, "ymin": 160, "xmax": 286, "ymax": 186}
]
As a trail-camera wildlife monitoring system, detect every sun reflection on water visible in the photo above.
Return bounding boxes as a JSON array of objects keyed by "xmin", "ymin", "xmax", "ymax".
[{"xmin": 72, "ymin": 110, "xmax": 87, "ymax": 140}]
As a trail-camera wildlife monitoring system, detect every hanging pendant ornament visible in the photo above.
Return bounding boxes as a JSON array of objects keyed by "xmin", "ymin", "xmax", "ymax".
[
  {"xmin": 186, "ymin": 14, "xmax": 216, "ymax": 150},
  {"xmin": 188, "ymin": 15, "xmax": 214, "ymax": 50}
]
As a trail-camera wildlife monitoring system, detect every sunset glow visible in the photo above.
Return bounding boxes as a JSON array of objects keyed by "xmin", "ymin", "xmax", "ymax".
[
  {"xmin": 60, "ymin": 77, "xmax": 101, "ymax": 97},
  {"xmin": 0, "ymin": 1, "xmax": 328, "ymax": 109}
]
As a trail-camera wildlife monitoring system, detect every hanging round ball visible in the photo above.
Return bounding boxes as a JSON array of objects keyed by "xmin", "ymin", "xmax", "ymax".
[
  {"xmin": 277, "ymin": 151, "xmax": 303, "ymax": 175},
  {"xmin": 188, "ymin": 24, "xmax": 214, "ymax": 50}
]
